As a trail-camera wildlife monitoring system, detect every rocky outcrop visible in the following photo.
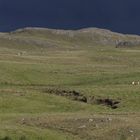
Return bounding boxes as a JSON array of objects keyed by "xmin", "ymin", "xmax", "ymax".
[
  {"xmin": 44, "ymin": 88, "xmax": 120, "ymax": 109},
  {"xmin": 116, "ymin": 41, "xmax": 140, "ymax": 48}
]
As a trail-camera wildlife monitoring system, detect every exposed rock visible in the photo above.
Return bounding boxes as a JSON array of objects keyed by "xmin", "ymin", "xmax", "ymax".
[
  {"xmin": 44, "ymin": 88, "xmax": 120, "ymax": 109},
  {"xmin": 116, "ymin": 41, "xmax": 140, "ymax": 48},
  {"xmin": 89, "ymin": 119, "xmax": 93, "ymax": 122},
  {"xmin": 107, "ymin": 118, "xmax": 112, "ymax": 122},
  {"xmin": 78, "ymin": 125, "xmax": 86, "ymax": 129},
  {"xmin": 96, "ymin": 98, "xmax": 120, "ymax": 109},
  {"xmin": 8, "ymin": 27, "xmax": 140, "ymax": 46}
]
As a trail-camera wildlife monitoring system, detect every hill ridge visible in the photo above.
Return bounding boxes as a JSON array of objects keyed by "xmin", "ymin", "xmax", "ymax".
[
  {"xmin": 1, "ymin": 27, "xmax": 140, "ymax": 47},
  {"xmin": 9, "ymin": 27, "xmax": 140, "ymax": 37}
]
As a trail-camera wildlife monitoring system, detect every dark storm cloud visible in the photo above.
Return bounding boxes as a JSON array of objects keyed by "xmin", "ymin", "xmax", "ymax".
[{"xmin": 0, "ymin": 0, "xmax": 140, "ymax": 34}]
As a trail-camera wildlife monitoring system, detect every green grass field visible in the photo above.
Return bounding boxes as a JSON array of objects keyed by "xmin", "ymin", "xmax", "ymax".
[{"xmin": 0, "ymin": 28, "xmax": 139, "ymax": 140}]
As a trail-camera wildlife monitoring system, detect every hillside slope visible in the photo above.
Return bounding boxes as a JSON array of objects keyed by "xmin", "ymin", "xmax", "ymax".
[
  {"xmin": 0, "ymin": 27, "xmax": 139, "ymax": 140},
  {"xmin": 0, "ymin": 27, "xmax": 140, "ymax": 51}
]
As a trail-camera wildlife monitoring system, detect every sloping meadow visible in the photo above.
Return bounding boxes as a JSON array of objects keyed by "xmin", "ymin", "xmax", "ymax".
[{"xmin": 0, "ymin": 28, "xmax": 139, "ymax": 139}]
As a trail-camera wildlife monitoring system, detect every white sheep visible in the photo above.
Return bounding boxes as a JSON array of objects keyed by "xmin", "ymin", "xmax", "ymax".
[{"xmin": 132, "ymin": 81, "xmax": 140, "ymax": 85}]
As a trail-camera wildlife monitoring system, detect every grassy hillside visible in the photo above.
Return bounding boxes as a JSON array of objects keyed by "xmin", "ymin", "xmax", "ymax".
[{"xmin": 0, "ymin": 27, "xmax": 139, "ymax": 140}]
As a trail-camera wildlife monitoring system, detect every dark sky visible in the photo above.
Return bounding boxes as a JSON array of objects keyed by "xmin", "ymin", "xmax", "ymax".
[{"xmin": 0, "ymin": 0, "xmax": 140, "ymax": 34}]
